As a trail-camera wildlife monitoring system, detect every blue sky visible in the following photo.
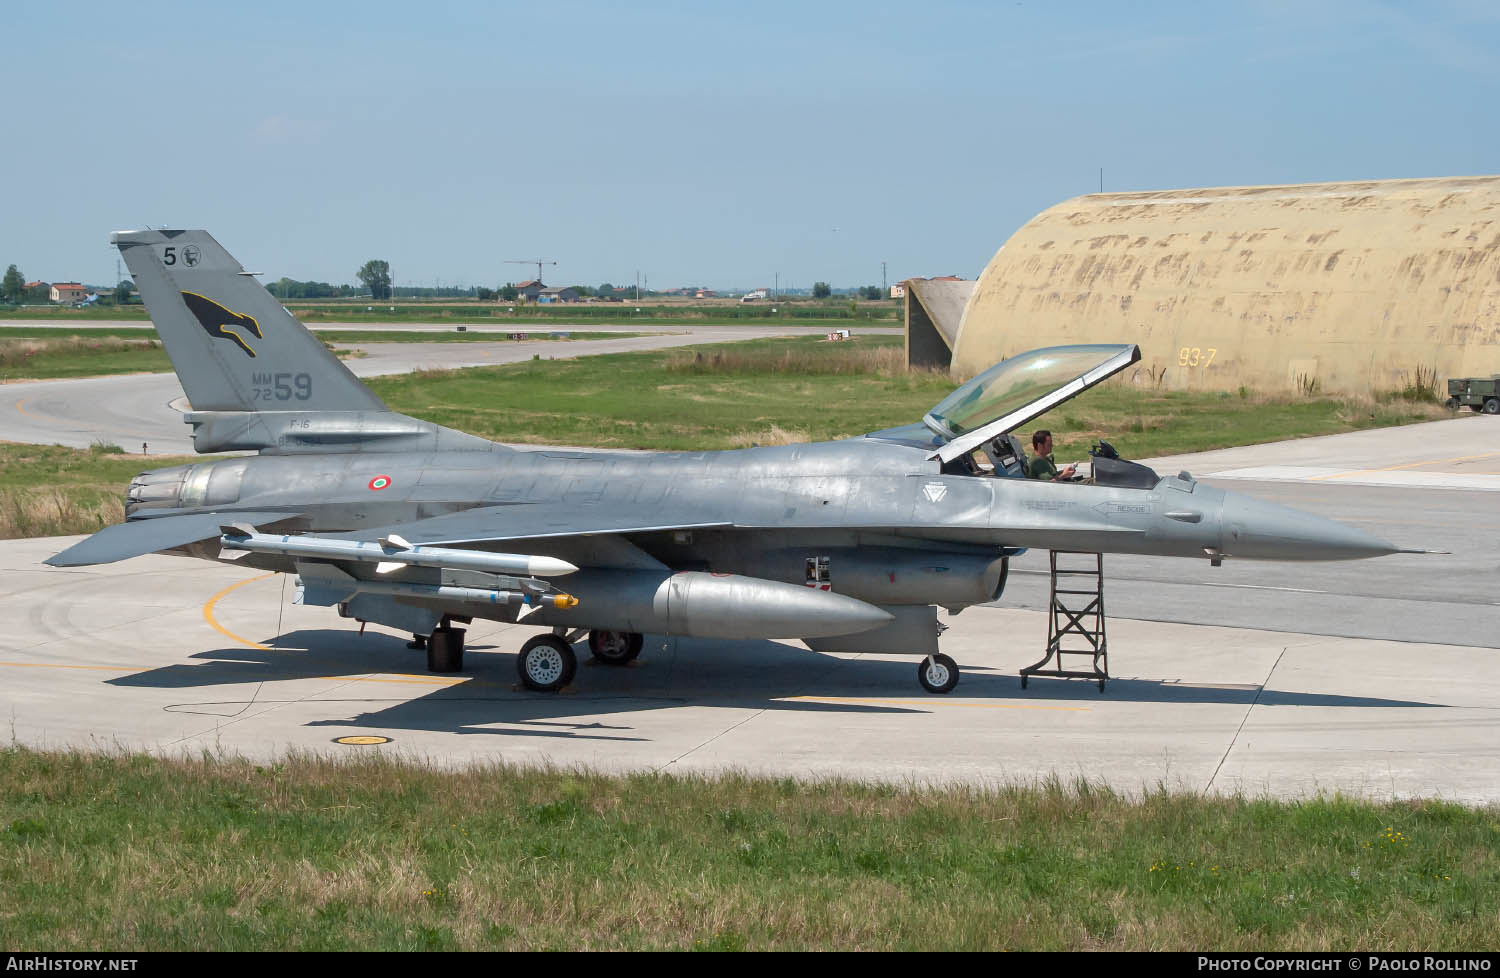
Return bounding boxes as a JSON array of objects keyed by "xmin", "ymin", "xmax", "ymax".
[{"xmin": 5, "ymin": 0, "xmax": 1499, "ymax": 291}]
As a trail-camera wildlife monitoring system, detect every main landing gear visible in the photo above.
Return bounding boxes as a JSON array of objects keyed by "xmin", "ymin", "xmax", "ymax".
[
  {"xmin": 516, "ymin": 634, "xmax": 577, "ymax": 692},
  {"xmin": 587, "ymin": 629, "xmax": 644, "ymax": 665},
  {"xmin": 514, "ymin": 629, "xmax": 645, "ymax": 692}
]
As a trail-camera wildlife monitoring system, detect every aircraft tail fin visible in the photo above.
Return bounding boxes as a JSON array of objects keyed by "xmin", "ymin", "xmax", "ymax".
[
  {"xmin": 113, "ymin": 229, "xmax": 491, "ymax": 455},
  {"xmin": 114, "ymin": 229, "xmax": 386, "ymax": 415}
]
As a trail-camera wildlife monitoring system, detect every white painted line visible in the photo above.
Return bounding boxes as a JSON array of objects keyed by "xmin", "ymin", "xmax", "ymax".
[
  {"xmin": 1200, "ymin": 583, "xmax": 1328, "ymax": 594},
  {"xmin": 1207, "ymin": 466, "xmax": 1500, "ymax": 491}
]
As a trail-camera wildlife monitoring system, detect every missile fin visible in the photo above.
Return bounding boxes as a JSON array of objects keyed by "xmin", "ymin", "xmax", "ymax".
[
  {"xmin": 375, "ymin": 561, "xmax": 404, "ymax": 574},
  {"xmin": 380, "ymin": 534, "xmax": 412, "ymax": 550}
]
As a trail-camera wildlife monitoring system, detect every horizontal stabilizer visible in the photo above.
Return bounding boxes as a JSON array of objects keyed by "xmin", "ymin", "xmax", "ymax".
[{"xmin": 45, "ymin": 511, "xmax": 301, "ymax": 567}]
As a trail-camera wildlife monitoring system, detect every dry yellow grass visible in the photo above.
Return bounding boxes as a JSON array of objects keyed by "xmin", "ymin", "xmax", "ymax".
[
  {"xmin": 0, "ymin": 488, "xmax": 122, "ymax": 539},
  {"xmin": 723, "ymin": 425, "xmax": 812, "ymax": 447}
]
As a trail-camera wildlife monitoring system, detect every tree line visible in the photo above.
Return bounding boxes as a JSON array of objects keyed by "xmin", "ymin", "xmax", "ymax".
[
  {"xmin": 3, "ymin": 256, "xmax": 892, "ymax": 306},
  {"xmin": 2, "ymin": 264, "xmax": 136, "ymax": 304}
]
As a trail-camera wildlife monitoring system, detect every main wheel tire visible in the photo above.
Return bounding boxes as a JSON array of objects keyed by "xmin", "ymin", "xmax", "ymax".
[
  {"xmin": 1485, "ymin": 398, "xmax": 1500, "ymax": 415},
  {"xmin": 917, "ymin": 653, "xmax": 960, "ymax": 694},
  {"xmin": 1445, "ymin": 397, "xmax": 1460, "ymax": 412},
  {"xmin": 588, "ymin": 630, "xmax": 643, "ymax": 664},
  {"xmin": 426, "ymin": 627, "xmax": 465, "ymax": 673},
  {"xmin": 517, "ymin": 634, "xmax": 577, "ymax": 692}
]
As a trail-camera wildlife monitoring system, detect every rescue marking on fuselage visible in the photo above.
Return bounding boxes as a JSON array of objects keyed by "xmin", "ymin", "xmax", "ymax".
[{"xmin": 922, "ymin": 482, "xmax": 948, "ymax": 503}]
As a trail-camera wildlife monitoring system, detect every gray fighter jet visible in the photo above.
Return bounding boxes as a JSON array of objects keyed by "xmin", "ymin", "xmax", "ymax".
[{"xmin": 47, "ymin": 230, "xmax": 1411, "ymax": 694}]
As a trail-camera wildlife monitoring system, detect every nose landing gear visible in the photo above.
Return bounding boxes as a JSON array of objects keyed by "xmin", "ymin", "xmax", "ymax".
[{"xmin": 917, "ymin": 652, "xmax": 960, "ymax": 694}]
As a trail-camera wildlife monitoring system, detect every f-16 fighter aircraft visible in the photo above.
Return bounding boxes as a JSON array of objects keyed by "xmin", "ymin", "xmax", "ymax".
[{"xmin": 48, "ymin": 230, "xmax": 1413, "ymax": 694}]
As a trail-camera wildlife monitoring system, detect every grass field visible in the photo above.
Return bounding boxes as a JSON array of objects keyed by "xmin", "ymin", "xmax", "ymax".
[
  {"xmin": 1, "ymin": 299, "xmax": 900, "ymax": 328},
  {"xmin": 0, "ymin": 747, "xmax": 1494, "ymax": 950},
  {"xmin": 367, "ymin": 335, "xmax": 1448, "ymax": 454},
  {"xmin": 0, "ymin": 335, "xmax": 170, "ymax": 382},
  {"xmin": 3, "ymin": 335, "xmax": 1448, "ymax": 537},
  {"xmin": 0, "ymin": 329, "xmax": 644, "ymax": 381},
  {"xmin": 0, "ymin": 443, "xmax": 208, "ymax": 539}
]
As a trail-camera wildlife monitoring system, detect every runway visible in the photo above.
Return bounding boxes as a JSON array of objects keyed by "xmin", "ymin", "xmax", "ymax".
[
  {"xmin": 2, "ymin": 416, "xmax": 1496, "ymax": 801},
  {"xmin": 0, "ymin": 323, "xmax": 900, "ymax": 454}
]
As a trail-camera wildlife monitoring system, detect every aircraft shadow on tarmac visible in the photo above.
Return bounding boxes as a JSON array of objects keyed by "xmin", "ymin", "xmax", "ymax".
[{"xmin": 102, "ymin": 627, "xmax": 1446, "ymax": 741}]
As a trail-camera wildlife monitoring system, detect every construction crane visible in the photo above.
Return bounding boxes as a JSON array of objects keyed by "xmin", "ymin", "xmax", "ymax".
[{"xmin": 505, "ymin": 258, "xmax": 557, "ymax": 283}]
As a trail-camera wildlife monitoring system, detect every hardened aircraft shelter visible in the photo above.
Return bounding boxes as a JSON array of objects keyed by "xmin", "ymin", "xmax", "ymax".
[{"xmin": 915, "ymin": 175, "xmax": 1500, "ymax": 393}]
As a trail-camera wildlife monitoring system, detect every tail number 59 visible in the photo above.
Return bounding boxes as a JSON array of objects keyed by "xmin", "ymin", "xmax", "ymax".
[{"xmin": 252, "ymin": 372, "xmax": 313, "ymax": 401}]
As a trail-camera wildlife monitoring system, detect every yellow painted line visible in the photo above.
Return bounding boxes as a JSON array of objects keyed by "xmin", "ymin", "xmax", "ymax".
[
  {"xmin": 330, "ymin": 674, "xmax": 468, "ymax": 687},
  {"xmin": 202, "ymin": 573, "xmax": 276, "ymax": 649},
  {"xmin": 1309, "ymin": 450, "xmax": 1500, "ymax": 481},
  {"xmin": 782, "ymin": 695, "xmax": 1090, "ymax": 712},
  {"xmin": 0, "ymin": 660, "xmax": 467, "ymax": 688}
]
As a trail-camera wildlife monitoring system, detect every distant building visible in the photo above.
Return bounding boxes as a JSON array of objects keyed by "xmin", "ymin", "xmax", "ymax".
[
  {"xmin": 515, "ymin": 280, "xmax": 545, "ymax": 301},
  {"xmin": 695, "ymin": 289, "xmax": 718, "ymax": 299},
  {"xmin": 537, "ymin": 286, "xmax": 579, "ymax": 303},
  {"xmin": 50, "ymin": 282, "xmax": 87, "ymax": 303},
  {"xmin": 740, "ymin": 288, "xmax": 768, "ymax": 302}
]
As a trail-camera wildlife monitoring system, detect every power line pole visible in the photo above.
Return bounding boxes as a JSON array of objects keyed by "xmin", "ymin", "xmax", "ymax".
[{"xmin": 881, "ymin": 260, "xmax": 886, "ymax": 295}]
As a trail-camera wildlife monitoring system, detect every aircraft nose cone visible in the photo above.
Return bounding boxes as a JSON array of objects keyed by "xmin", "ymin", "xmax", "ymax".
[{"xmin": 1220, "ymin": 491, "xmax": 1401, "ymax": 561}]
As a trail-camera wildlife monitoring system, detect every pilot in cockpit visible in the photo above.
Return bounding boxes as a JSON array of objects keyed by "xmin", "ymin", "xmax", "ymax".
[{"xmin": 1027, "ymin": 430, "xmax": 1077, "ymax": 482}]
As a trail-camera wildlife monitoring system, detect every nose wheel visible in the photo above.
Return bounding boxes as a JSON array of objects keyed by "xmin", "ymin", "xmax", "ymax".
[
  {"xmin": 517, "ymin": 634, "xmax": 577, "ymax": 692},
  {"xmin": 917, "ymin": 653, "xmax": 960, "ymax": 694}
]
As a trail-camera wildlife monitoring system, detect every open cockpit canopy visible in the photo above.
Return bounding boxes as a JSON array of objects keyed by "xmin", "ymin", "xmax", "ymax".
[{"xmin": 922, "ymin": 344, "xmax": 1139, "ymax": 464}]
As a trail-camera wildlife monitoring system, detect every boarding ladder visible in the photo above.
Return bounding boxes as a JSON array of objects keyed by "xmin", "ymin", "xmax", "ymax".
[{"xmin": 1020, "ymin": 551, "xmax": 1109, "ymax": 692}]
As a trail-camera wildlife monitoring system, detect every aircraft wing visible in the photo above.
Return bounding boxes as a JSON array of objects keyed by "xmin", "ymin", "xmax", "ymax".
[
  {"xmin": 46, "ymin": 511, "xmax": 302, "ymax": 567},
  {"xmin": 342, "ymin": 490, "xmax": 1142, "ymax": 556}
]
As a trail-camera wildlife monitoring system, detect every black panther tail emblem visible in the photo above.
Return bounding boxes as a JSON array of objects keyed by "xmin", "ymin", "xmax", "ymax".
[{"xmin": 180, "ymin": 291, "xmax": 263, "ymax": 358}]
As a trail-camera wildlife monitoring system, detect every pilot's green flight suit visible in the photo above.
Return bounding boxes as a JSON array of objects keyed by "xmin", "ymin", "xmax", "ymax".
[{"xmin": 1028, "ymin": 454, "xmax": 1060, "ymax": 480}]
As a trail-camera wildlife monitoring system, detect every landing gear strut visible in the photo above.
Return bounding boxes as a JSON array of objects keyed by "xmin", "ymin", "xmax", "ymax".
[
  {"xmin": 917, "ymin": 653, "xmax": 960, "ymax": 694},
  {"xmin": 588, "ymin": 630, "xmax": 644, "ymax": 665},
  {"xmin": 517, "ymin": 634, "xmax": 577, "ymax": 692}
]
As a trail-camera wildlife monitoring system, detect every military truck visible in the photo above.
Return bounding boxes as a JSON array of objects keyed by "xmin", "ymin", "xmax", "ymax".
[{"xmin": 1446, "ymin": 376, "xmax": 1500, "ymax": 414}]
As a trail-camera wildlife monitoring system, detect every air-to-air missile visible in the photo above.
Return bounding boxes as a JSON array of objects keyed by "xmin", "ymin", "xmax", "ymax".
[
  {"xmin": 218, "ymin": 527, "xmax": 579, "ymax": 577},
  {"xmin": 291, "ymin": 561, "xmax": 578, "ymax": 615}
]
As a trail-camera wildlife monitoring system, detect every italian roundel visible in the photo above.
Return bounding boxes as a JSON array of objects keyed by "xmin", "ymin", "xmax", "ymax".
[{"xmin": 368, "ymin": 475, "xmax": 392, "ymax": 491}]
